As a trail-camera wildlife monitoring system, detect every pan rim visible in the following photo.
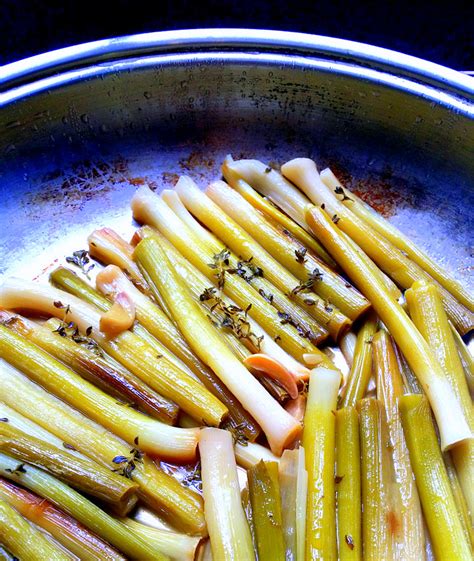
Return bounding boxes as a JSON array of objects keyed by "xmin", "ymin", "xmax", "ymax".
[
  {"xmin": 1, "ymin": 50, "xmax": 473, "ymax": 118},
  {"xmin": 1, "ymin": 28, "xmax": 473, "ymax": 99}
]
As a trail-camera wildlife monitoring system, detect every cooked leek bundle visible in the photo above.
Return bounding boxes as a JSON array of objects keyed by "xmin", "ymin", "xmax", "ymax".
[
  {"xmin": 134, "ymin": 235, "xmax": 301, "ymax": 454},
  {"xmin": 0, "ymin": 494, "xmax": 74, "ymax": 561},
  {"xmin": 0, "ymin": 309, "xmax": 170, "ymax": 420},
  {"xmin": 0, "ymin": 422, "xmax": 138, "ymax": 515},
  {"xmin": 320, "ymin": 166, "xmax": 474, "ymax": 312},
  {"xmin": 136, "ymin": 227, "xmax": 310, "ymax": 383},
  {"xmin": 162, "ymin": 187, "xmax": 337, "ymax": 344},
  {"xmin": 0, "ymin": 453, "xmax": 166, "ymax": 560},
  {"xmin": 399, "ymin": 395, "xmax": 472, "ymax": 560},
  {"xmin": 0, "ymin": 324, "xmax": 200, "ymax": 462},
  {"xmin": 0, "ymin": 477, "xmax": 126, "ymax": 561},
  {"xmin": 281, "ymin": 157, "xmax": 474, "ymax": 334},
  {"xmin": 305, "ymin": 205, "xmax": 471, "ymax": 450},
  {"xmin": 131, "ymin": 185, "xmax": 329, "ymax": 361},
  {"xmin": 222, "ymin": 168, "xmax": 335, "ymax": 266},
  {"xmin": 1, "ymin": 151, "xmax": 472, "ymax": 559},
  {"xmin": 1, "ymin": 276, "xmax": 227, "ymax": 429},
  {"xmin": 174, "ymin": 177, "xmax": 353, "ymax": 338},
  {"xmin": 205, "ymin": 178, "xmax": 369, "ymax": 320},
  {"xmin": 54, "ymin": 260, "xmax": 260, "ymax": 440},
  {"xmin": 0, "ymin": 361, "xmax": 206, "ymax": 535}
]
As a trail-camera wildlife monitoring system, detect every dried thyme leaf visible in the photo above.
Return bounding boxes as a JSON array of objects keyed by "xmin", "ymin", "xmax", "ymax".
[
  {"xmin": 227, "ymin": 257, "xmax": 264, "ymax": 283},
  {"xmin": 208, "ymin": 249, "xmax": 231, "ymax": 289},
  {"xmin": 201, "ymin": 290, "xmax": 264, "ymax": 351},
  {"xmin": 6, "ymin": 463, "xmax": 26, "ymax": 476},
  {"xmin": 277, "ymin": 311, "xmax": 317, "ymax": 341},
  {"xmin": 65, "ymin": 249, "xmax": 95, "ymax": 279},
  {"xmin": 52, "ymin": 306, "xmax": 103, "ymax": 357},
  {"xmin": 334, "ymin": 186, "xmax": 353, "ymax": 202},
  {"xmin": 199, "ymin": 287, "xmax": 217, "ymax": 301},
  {"xmin": 290, "ymin": 268, "xmax": 323, "ymax": 296},
  {"xmin": 324, "ymin": 300, "xmax": 334, "ymax": 314},
  {"xmin": 112, "ymin": 437, "xmax": 143, "ymax": 479},
  {"xmin": 294, "ymin": 247, "xmax": 307, "ymax": 264},
  {"xmin": 345, "ymin": 535, "xmax": 355, "ymax": 550},
  {"xmin": 258, "ymin": 289, "xmax": 274, "ymax": 304}
]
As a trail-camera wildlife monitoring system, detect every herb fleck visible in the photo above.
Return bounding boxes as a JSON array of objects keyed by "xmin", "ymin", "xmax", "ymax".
[
  {"xmin": 52, "ymin": 306, "xmax": 103, "ymax": 357},
  {"xmin": 6, "ymin": 463, "xmax": 26, "ymax": 476},
  {"xmin": 208, "ymin": 249, "xmax": 231, "ymax": 289},
  {"xmin": 334, "ymin": 186, "xmax": 353, "ymax": 202},
  {"xmin": 0, "ymin": 418, "xmax": 8, "ymax": 423},
  {"xmin": 258, "ymin": 289, "xmax": 274, "ymax": 304},
  {"xmin": 290, "ymin": 269, "xmax": 323, "ymax": 296},
  {"xmin": 200, "ymin": 291, "xmax": 264, "ymax": 352},
  {"xmin": 324, "ymin": 301, "xmax": 334, "ymax": 314},
  {"xmin": 277, "ymin": 311, "xmax": 317, "ymax": 341},
  {"xmin": 345, "ymin": 535, "xmax": 355, "ymax": 550},
  {"xmin": 277, "ymin": 311, "xmax": 291, "ymax": 325},
  {"xmin": 227, "ymin": 257, "xmax": 264, "ymax": 283},
  {"xmin": 112, "ymin": 437, "xmax": 143, "ymax": 479},
  {"xmin": 264, "ymin": 166, "xmax": 272, "ymax": 174},
  {"xmin": 335, "ymin": 474, "xmax": 344, "ymax": 484},
  {"xmin": 65, "ymin": 250, "xmax": 95, "ymax": 279},
  {"xmin": 63, "ymin": 442, "xmax": 77, "ymax": 451},
  {"xmin": 331, "ymin": 214, "xmax": 340, "ymax": 224},
  {"xmin": 300, "ymin": 381, "xmax": 309, "ymax": 396},
  {"xmin": 294, "ymin": 247, "xmax": 307, "ymax": 264},
  {"xmin": 199, "ymin": 287, "xmax": 217, "ymax": 301}
]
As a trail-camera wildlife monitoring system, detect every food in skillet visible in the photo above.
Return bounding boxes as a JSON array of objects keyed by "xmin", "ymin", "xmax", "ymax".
[{"xmin": 0, "ymin": 156, "xmax": 472, "ymax": 560}]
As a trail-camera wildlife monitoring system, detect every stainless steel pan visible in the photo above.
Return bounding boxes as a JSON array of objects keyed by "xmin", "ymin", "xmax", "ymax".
[
  {"xmin": 0, "ymin": 28, "xmax": 472, "ymax": 551},
  {"xmin": 0, "ymin": 29, "xmax": 473, "ymax": 289}
]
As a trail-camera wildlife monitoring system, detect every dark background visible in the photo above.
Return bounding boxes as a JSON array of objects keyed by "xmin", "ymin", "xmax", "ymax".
[{"xmin": 1, "ymin": 0, "xmax": 473, "ymax": 69}]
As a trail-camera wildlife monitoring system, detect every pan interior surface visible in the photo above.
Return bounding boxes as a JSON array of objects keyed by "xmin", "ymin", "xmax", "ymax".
[{"xmin": 0, "ymin": 37, "xmax": 472, "ymax": 292}]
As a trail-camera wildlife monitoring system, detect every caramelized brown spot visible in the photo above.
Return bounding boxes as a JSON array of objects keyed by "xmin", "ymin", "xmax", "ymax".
[
  {"xmin": 129, "ymin": 177, "xmax": 145, "ymax": 186},
  {"xmin": 386, "ymin": 510, "xmax": 402, "ymax": 536},
  {"xmin": 161, "ymin": 172, "xmax": 180, "ymax": 186}
]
